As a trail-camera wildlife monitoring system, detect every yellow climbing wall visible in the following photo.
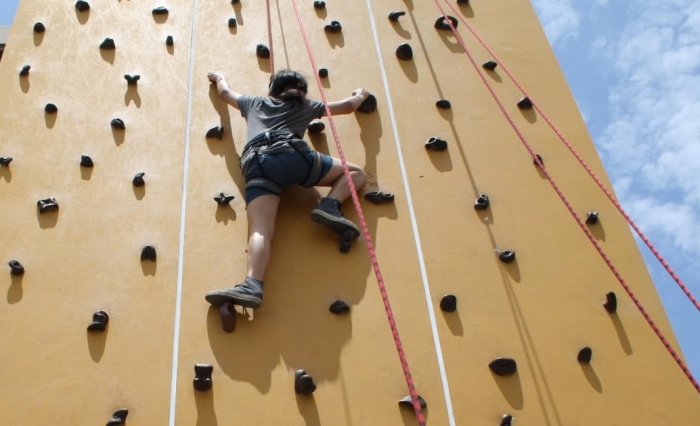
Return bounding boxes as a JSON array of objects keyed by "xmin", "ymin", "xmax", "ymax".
[{"xmin": 0, "ymin": 0, "xmax": 698, "ymax": 425}]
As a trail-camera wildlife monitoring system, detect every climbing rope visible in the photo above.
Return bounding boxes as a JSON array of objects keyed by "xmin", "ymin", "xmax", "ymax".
[
  {"xmin": 443, "ymin": 0, "xmax": 700, "ymax": 313},
  {"xmin": 265, "ymin": 0, "xmax": 274, "ymax": 72},
  {"xmin": 288, "ymin": 0, "xmax": 427, "ymax": 424}
]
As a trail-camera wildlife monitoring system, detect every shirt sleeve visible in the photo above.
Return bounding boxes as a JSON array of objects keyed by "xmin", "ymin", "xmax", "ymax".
[
  {"xmin": 309, "ymin": 99, "xmax": 327, "ymax": 119},
  {"xmin": 237, "ymin": 95, "xmax": 259, "ymax": 118}
]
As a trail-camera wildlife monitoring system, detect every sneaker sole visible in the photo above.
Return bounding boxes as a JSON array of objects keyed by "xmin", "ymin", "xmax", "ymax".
[
  {"xmin": 205, "ymin": 291, "xmax": 262, "ymax": 309},
  {"xmin": 310, "ymin": 210, "xmax": 361, "ymax": 239}
]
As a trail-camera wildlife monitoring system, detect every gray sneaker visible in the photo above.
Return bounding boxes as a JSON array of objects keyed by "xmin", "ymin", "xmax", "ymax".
[
  {"xmin": 205, "ymin": 278, "xmax": 263, "ymax": 309},
  {"xmin": 311, "ymin": 197, "xmax": 360, "ymax": 239}
]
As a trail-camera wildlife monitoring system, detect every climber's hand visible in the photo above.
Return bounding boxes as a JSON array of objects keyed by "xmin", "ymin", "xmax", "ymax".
[
  {"xmin": 208, "ymin": 71, "xmax": 224, "ymax": 83},
  {"xmin": 352, "ymin": 88, "xmax": 370, "ymax": 102}
]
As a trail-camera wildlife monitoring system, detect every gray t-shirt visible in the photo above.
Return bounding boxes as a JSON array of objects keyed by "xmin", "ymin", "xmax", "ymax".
[{"xmin": 237, "ymin": 95, "xmax": 326, "ymax": 142}]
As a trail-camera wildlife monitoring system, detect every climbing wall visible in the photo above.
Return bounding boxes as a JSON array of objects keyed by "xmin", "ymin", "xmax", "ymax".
[{"xmin": 0, "ymin": 0, "xmax": 698, "ymax": 425}]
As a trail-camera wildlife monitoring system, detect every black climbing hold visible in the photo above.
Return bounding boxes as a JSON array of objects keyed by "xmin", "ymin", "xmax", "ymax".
[
  {"xmin": 313, "ymin": 1, "xmax": 326, "ymax": 10},
  {"xmin": 586, "ymin": 211, "xmax": 599, "ymax": 225},
  {"xmin": 517, "ymin": 96, "xmax": 533, "ymax": 109},
  {"xmin": 533, "ymin": 154, "xmax": 544, "ymax": 167},
  {"xmin": 364, "ymin": 191, "xmax": 394, "ymax": 204},
  {"xmin": 357, "ymin": 94, "xmax": 377, "ymax": 114},
  {"xmin": 324, "ymin": 21, "xmax": 342, "ymax": 33},
  {"xmin": 87, "ymin": 310, "xmax": 109, "ymax": 331},
  {"xmin": 80, "ymin": 155, "xmax": 94, "ymax": 168},
  {"xmin": 37, "ymin": 198, "xmax": 59, "ymax": 214},
  {"xmin": 124, "ymin": 74, "xmax": 140, "ymax": 85},
  {"xmin": 106, "ymin": 408, "xmax": 128, "ymax": 426},
  {"xmin": 436, "ymin": 99, "xmax": 451, "ymax": 110},
  {"xmin": 152, "ymin": 6, "xmax": 168, "ymax": 15},
  {"xmin": 166, "ymin": 35, "xmax": 174, "ymax": 46},
  {"xmin": 214, "ymin": 193, "xmax": 235, "ymax": 205},
  {"xmin": 141, "ymin": 245, "xmax": 156, "ymax": 262},
  {"xmin": 398, "ymin": 395, "xmax": 427, "ymax": 409},
  {"xmin": 434, "ymin": 15, "xmax": 458, "ymax": 30},
  {"xmin": 45, "ymin": 103, "xmax": 58, "ymax": 114},
  {"xmin": 489, "ymin": 358, "xmax": 517, "ymax": 376},
  {"xmin": 500, "ymin": 414, "xmax": 514, "ymax": 426},
  {"xmin": 231, "ymin": 0, "xmax": 240, "ymax": 3},
  {"xmin": 256, "ymin": 44, "xmax": 270, "ymax": 59},
  {"xmin": 440, "ymin": 294, "xmax": 457, "ymax": 312},
  {"xmin": 388, "ymin": 11, "xmax": 406, "ymax": 22},
  {"xmin": 308, "ymin": 120, "xmax": 325, "ymax": 134},
  {"xmin": 34, "ymin": 22, "xmax": 46, "ymax": 33},
  {"xmin": 294, "ymin": 369, "xmax": 317, "ymax": 395},
  {"xmin": 219, "ymin": 302, "xmax": 237, "ymax": 332},
  {"xmin": 603, "ymin": 291, "xmax": 617, "ymax": 314},
  {"xmin": 75, "ymin": 1, "xmax": 90, "ymax": 12},
  {"xmin": 329, "ymin": 300, "xmax": 350, "ymax": 315},
  {"xmin": 100, "ymin": 38, "xmax": 115, "ymax": 50},
  {"xmin": 396, "ymin": 43, "xmax": 413, "ymax": 61},
  {"xmin": 483, "ymin": 60, "xmax": 498, "ymax": 71},
  {"xmin": 0, "ymin": 157, "xmax": 13, "ymax": 166},
  {"xmin": 111, "ymin": 118, "xmax": 125, "ymax": 130},
  {"xmin": 133, "ymin": 172, "xmax": 146, "ymax": 187},
  {"xmin": 228, "ymin": 18, "xmax": 237, "ymax": 28},
  {"xmin": 9, "ymin": 260, "xmax": 24, "ymax": 276},
  {"xmin": 474, "ymin": 194, "xmax": 490, "ymax": 211},
  {"xmin": 578, "ymin": 347, "xmax": 593, "ymax": 364},
  {"xmin": 425, "ymin": 137, "xmax": 447, "ymax": 151},
  {"xmin": 499, "ymin": 250, "xmax": 516, "ymax": 264},
  {"xmin": 318, "ymin": 68, "xmax": 328, "ymax": 78},
  {"xmin": 206, "ymin": 126, "xmax": 224, "ymax": 140},
  {"xmin": 339, "ymin": 229, "xmax": 354, "ymax": 254},
  {"xmin": 20, "ymin": 65, "xmax": 30, "ymax": 76},
  {"xmin": 193, "ymin": 364, "xmax": 214, "ymax": 391}
]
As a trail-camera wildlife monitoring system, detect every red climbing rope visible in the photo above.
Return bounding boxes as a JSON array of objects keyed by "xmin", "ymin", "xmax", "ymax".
[
  {"xmin": 265, "ymin": 0, "xmax": 274, "ymax": 72},
  {"xmin": 430, "ymin": 0, "xmax": 700, "ymax": 394},
  {"xmin": 289, "ymin": 1, "xmax": 427, "ymax": 424},
  {"xmin": 443, "ymin": 1, "xmax": 700, "ymax": 313}
]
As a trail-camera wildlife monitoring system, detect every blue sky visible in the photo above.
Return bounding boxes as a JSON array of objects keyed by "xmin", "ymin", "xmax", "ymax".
[{"xmin": 2, "ymin": 0, "xmax": 698, "ymax": 378}]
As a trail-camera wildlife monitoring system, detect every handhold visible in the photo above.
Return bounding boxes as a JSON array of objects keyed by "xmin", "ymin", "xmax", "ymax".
[
  {"xmin": 339, "ymin": 229, "xmax": 354, "ymax": 254},
  {"xmin": 75, "ymin": 1, "xmax": 90, "ymax": 12},
  {"xmin": 219, "ymin": 302, "xmax": 237, "ymax": 332},
  {"xmin": 0, "ymin": 157, "xmax": 13, "ymax": 166},
  {"xmin": 228, "ymin": 18, "xmax": 237, "ymax": 28},
  {"xmin": 87, "ymin": 310, "xmax": 109, "ymax": 331},
  {"xmin": 364, "ymin": 191, "xmax": 394, "ymax": 204},
  {"xmin": 206, "ymin": 126, "xmax": 224, "ymax": 139},
  {"xmin": 396, "ymin": 43, "xmax": 413, "ymax": 61},
  {"xmin": 517, "ymin": 96, "xmax": 533, "ymax": 109},
  {"xmin": 313, "ymin": 1, "xmax": 326, "ymax": 10},
  {"xmin": 100, "ymin": 38, "xmax": 115, "ymax": 50},
  {"xmin": 231, "ymin": 0, "xmax": 240, "ymax": 3},
  {"xmin": 8, "ymin": 260, "xmax": 25, "ymax": 276},
  {"xmin": 214, "ymin": 193, "xmax": 235, "ymax": 205},
  {"xmin": 45, "ymin": 103, "xmax": 58, "ymax": 114},
  {"xmin": 324, "ymin": 21, "xmax": 342, "ymax": 33},
  {"xmin": 308, "ymin": 120, "xmax": 325, "ymax": 134},
  {"xmin": 498, "ymin": 250, "xmax": 516, "ymax": 264},
  {"xmin": 482, "ymin": 60, "xmax": 498, "ymax": 71},
  {"xmin": 440, "ymin": 294, "xmax": 457, "ymax": 312},
  {"xmin": 329, "ymin": 300, "xmax": 350, "ymax": 315},
  {"xmin": 124, "ymin": 74, "xmax": 140, "ymax": 85},
  {"xmin": 318, "ymin": 68, "xmax": 328, "ymax": 78},
  {"xmin": 436, "ymin": 99, "xmax": 451, "ymax": 109},
  {"xmin": 166, "ymin": 35, "xmax": 174, "ymax": 46},
  {"xmin": 34, "ymin": 22, "xmax": 46, "ymax": 33},
  {"xmin": 425, "ymin": 137, "xmax": 447, "ymax": 151},
  {"xmin": 294, "ymin": 369, "xmax": 317, "ymax": 395},
  {"xmin": 106, "ymin": 408, "xmax": 128, "ymax": 426},
  {"xmin": 193, "ymin": 364, "xmax": 214, "ymax": 391},
  {"xmin": 80, "ymin": 155, "xmax": 94, "ymax": 168},
  {"xmin": 578, "ymin": 347, "xmax": 592, "ymax": 364},
  {"xmin": 357, "ymin": 94, "xmax": 377, "ymax": 114},
  {"xmin": 111, "ymin": 118, "xmax": 125, "ymax": 129},
  {"xmin": 141, "ymin": 245, "xmax": 157, "ymax": 262},
  {"xmin": 256, "ymin": 44, "xmax": 270, "ymax": 59},
  {"xmin": 20, "ymin": 65, "xmax": 31, "ymax": 76},
  {"xmin": 500, "ymin": 414, "xmax": 514, "ymax": 426},
  {"xmin": 474, "ymin": 194, "xmax": 490, "ymax": 210},
  {"xmin": 133, "ymin": 172, "xmax": 146, "ymax": 187},
  {"xmin": 603, "ymin": 291, "xmax": 617, "ymax": 313},
  {"xmin": 37, "ymin": 198, "xmax": 59, "ymax": 214},
  {"xmin": 398, "ymin": 394, "xmax": 427, "ymax": 409},
  {"xmin": 489, "ymin": 358, "xmax": 517, "ymax": 376},
  {"xmin": 533, "ymin": 154, "xmax": 544, "ymax": 167},
  {"xmin": 434, "ymin": 15, "xmax": 458, "ymax": 30},
  {"xmin": 388, "ymin": 11, "xmax": 406, "ymax": 22},
  {"xmin": 586, "ymin": 211, "xmax": 599, "ymax": 225},
  {"xmin": 152, "ymin": 6, "xmax": 169, "ymax": 15}
]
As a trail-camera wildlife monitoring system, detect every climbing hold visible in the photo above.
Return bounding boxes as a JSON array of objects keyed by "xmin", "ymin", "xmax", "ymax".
[
  {"xmin": 206, "ymin": 126, "xmax": 224, "ymax": 140},
  {"xmin": 500, "ymin": 414, "xmax": 514, "ymax": 426},
  {"xmin": 329, "ymin": 300, "xmax": 350, "ymax": 315},
  {"xmin": 75, "ymin": 1, "xmax": 90, "ymax": 12},
  {"xmin": 308, "ymin": 120, "xmax": 325, "ymax": 134},
  {"xmin": 398, "ymin": 395, "xmax": 427, "ymax": 409},
  {"xmin": 318, "ymin": 68, "xmax": 328, "ymax": 78},
  {"xmin": 0, "ymin": 157, "xmax": 12, "ymax": 166},
  {"xmin": 578, "ymin": 347, "xmax": 593, "ymax": 364},
  {"xmin": 19, "ymin": 65, "xmax": 30, "ymax": 76},
  {"xmin": 498, "ymin": 250, "xmax": 516, "ymax": 264},
  {"xmin": 87, "ymin": 311, "xmax": 109, "ymax": 331},
  {"xmin": 313, "ymin": 1, "xmax": 326, "ymax": 10},
  {"xmin": 474, "ymin": 194, "xmax": 490, "ymax": 211},
  {"xmin": 434, "ymin": 15, "xmax": 458, "ymax": 30},
  {"xmin": 152, "ymin": 6, "xmax": 168, "ymax": 15},
  {"xmin": 231, "ymin": 0, "xmax": 240, "ymax": 3},
  {"xmin": 214, "ymin": 193, "xmax": 235, "ymax": 205},
  {"xmin": 357, "ymin": 94, "xmax": 377, "ymax": 114},
  {"xmin": 106, "ymin": 408, "xmax": 128, "ymax": 426},
  {"xmin": 219, "ymin": 302, "xmax": 237, "ymax": 332},
  {"xmin": 37, "ymin": 198, "xmax": 59, "ymax": 214},
  {"xmin": 228, "ymin": 18, "xmax": 237, "ymax": 28},
  {"xmin": 586, "ymin": 211, "xmax": 599, "ymax": 225},
  {"xmin": 34, "ymin": 22, "xmax": 46, "ymax": 33},
  {"xmin": 436, "ymin": 99, "xmax": 451, "ymax": 110},
  {"xmin": 603, "ymin": 291, "xmax": 617, "ymax": 314},
  {"xmin": 141, "ymin": 245, "xmax": 156, "ymax": 262},
  {"xmin": 256, "ymin": 44, "xmax": 270, "ymax": 59},
  {"xmin": 388, "ymin": 11, "xmax": 406, "ymax": 22},
  {"xmin": 324, "ymin": 21, "xmax": 342, "ymax": 33},
  {"xmin": 517, "ymin": 96, "xmax": 533, "ymax": 109},
  {"xmin": 111, "ymin": 118, "xmax": 125, "ymax": 130},
  {"xmin": 124, "ymin": 74, "xmax": 140, "ymax": 85},
  {"xmin": 533, "ymin": 154, "xmax": 544, "ymax": 167},
  {"xmin": 193, "ymin": 364, "xmax": 214, "ymax": 391},
  {"xmin": 8, "ymin": 260, "xmax": 25, "ymax": 276},
  {"xmin": 425, "ymin": 137, "xmax": 447, "ymax": 151},
  {"xmin": 440, "ymin": 294, "xmax": 457, "ymax": 312},
  {"xmin": 339, "ymin": 229, "xmax": 354, "ymax": 254},
  {"xmin": 482, "ymin": 60, "xmax": 498, "ymax": 71},
  {"xmin": 133, "ymin": 172, "xmax": 146, "ymax": 187},
  {"xmin": 166, "ymin": 35, "xmax": 174, "ymax": 46},
  {"xmin": 100, "ymin": 38, "xmax": 115, "ymax": 50},
  {"xmin": 80, "ymin": 155, "xmax": 94, "ymax": 168},
  {"xmin": 364, "ymin": 191, "xmax": 394, "ymax": 204},
  {"xmin": 45, "ymin": 103, "xmax": 58, "ymax": 114},
  {"xmin": 396, "ymin": 43, "xmax": 413, "ymax": 61},
  {"xmin": 489, "ymin": 358, "xmax": 517, "ymax": 376},
  {"xmin": 294, "ymin": 369, "xmax": 317, "ymax": 395}
]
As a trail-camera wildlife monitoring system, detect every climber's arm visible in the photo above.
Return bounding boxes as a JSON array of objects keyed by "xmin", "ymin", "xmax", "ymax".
[
  {"xmin": 208, "ymin": 71, "xmax": 241, "ymax": 109},
  {"xmin": 324, "ymin": 88, "xmax": 370, "ymax": 116}
]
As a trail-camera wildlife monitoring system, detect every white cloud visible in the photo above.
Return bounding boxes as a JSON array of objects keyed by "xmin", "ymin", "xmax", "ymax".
[{"xmin": 531, "ymin": 0, "xmax": 581, "ymax": 46}]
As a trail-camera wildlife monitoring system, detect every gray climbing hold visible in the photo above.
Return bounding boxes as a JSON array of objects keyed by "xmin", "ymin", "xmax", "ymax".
[
  {"xmin": 357, "ymin": 94, "xmax": 377, "ymax": 114},
  {"xmin": 214, "ymin": 193, "xmax": 235, "ymax": 205},
  {"xmin": 364, "ymin": 191, "xmax": 394, "ymax": 204},
  {"xmin": 329, "ymin": 300, "xmax": 350, "ymax": 314},
  {"xmin": 100, "ymin": 38, "xmax": 115, "ymax": 50},
  {"xmin": 474, "ymin": 194, "xmax": 490, "ymax": 211},
  {"xmin": 9, "ymin": 260, "xmax": 24, "ymax": 276},
  {"xmin": 295, "ymin": 369, "xmax": 316, "ymax": 395},
  {"xmin": 0, "ymin": 157, "xmax": 13, "ymax": 166},
  {"xmin": 425, "ymin": 137, "xmax": 447, "ymax": 151},
  {"xmin": 500, "ymin": 414, "xmax": 514, "ymax": 426},
  {"xmin": 586, "ymin": 211, "xmax": 599, "ymax": 225},
  {"xmin": 193, "ymin": 364, "xmax": 213, "ymax": 391},
  {"xmin": 498, "ymin": 251, "xmax": 516, "ymax": 264},
  {"xmin": 308, "ymin": 120, "xmax": 325, "ymax": 134},
  {"xmin": 106, "ymin": 408, "xmax": 128, "ymax": 426},
  {"xmin": 166, "ymin": 35, "xmax": 174, "ymax": 46},
  {"xmin": 87, "ymin": 311, "xmax": 109, "ymax": 331},
  {"xmin": 389, "ymin": 11, "xmax": 406, "ymax": 22},
  {"xmin": 133, "ymin": 172, "xmax": 145, "ymax": 187},
  {"xmin": 37, "ymin": 198, "xmax": 59, "ymax": 214}
]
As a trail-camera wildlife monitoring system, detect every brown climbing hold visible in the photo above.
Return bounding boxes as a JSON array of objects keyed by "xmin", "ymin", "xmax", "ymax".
[
  {"xmin": 9, "ymin": 260, "xmax": 24, "ymax": 276},
  {"xmin": 100, "ymin": 38, "xmax": 115, "ymax": 50},
  {"xmin": 294, "ymin": 369, "xmax": 317, "ymax": 395},
  {"xmin": 37, "ymin": 198, "xmax": 59, "ymax": 214},
  {"xmin": 329, "ymin": 300, "xmax": 350, "ymax": 314},
  {"xmin": 111, "ymin": 118, "xmax": 125, "ymax": 129},
  {"xmin": 0, "ymin": 157, "xmax": 12, "ymax": 166},
  {"xmin": 152, "ymin": 6, "xmax": 168, "ymax": 15},
  {"xmin": 578, "ymin": 347, "xmax": 593, "ymax": 364},
  {"xmin": 425, "ymin": 137, "xmax": 447, "ymax": 151},
  {"xmin": 498, "ymin": 250, "xmax": 516, "ymax": 264},
  {"xmin": 19, "ymin": 65, "xmax": 30, "ymax": 76},
  {"xmin": 586, "ymin": 211, "xmax": 599, "ymax": 225},
  {"xmin": 489, "ymin": 358, "xmax": 517, "ymax": 376},
  {"xmin": 357, "ymin": 94, "xmax": 377, "ymax": 114},
  {"xmin": 440, "ymin": 294, "xmax": 457, "ymax": 312},
  {"xmin": 219, "ymin": 302, "xmax": 237, "ymax": 332},
  {"xmin": 80, "ymin": 155, "xmax": 94, "ymax": 168},
  {"xmin": 483, "ymin": 60, "xmax": 498, "ymax": 71},
  {"xmin": 194, "ymin": 364, "xmax": 214, "ymax": 391},
  {"xmin": 106, "ymin": 408, "xmax": 128, "ymax": 426},
  {"xmin": 124, "ymin": 74, "xmax": 140, "ymax": 85},
  {"xmin": 500, "ymin": 414, "xmax": 514, "ymax": 426},
  {"xmin": 141, "ymin": 245, "xmax": 156, "ymax": 262},
  {"xmin": 87, "ymin": 311, "xmax": 109, "ymax": 331},
  {"xmin": 45, "ymin": 103, "xmax": 58, "ymax": 114},
  {"xmin": 133, "ymin": 172, "xmax": 146, "ymax": 187},
  {"xmin": 517, "ymin": 96, "xmax": 533, "ymax": 109},
  {"xmin": 75, "ymin": 1, "xmax": 90, "ymax": 12},
  {"xmin": 256, "ymin": 44, "xmax": 270, "ymax": 59},
  {"xmin": 434, "ymin": 15, "xmax": 458, "ymax": 30},
  {"xmin": 396, "ymin": 43, "xmax": 413, "ymax": 61},
  {"xmin": 206, "ymin": 126, "xmax": 224, "ymax": 140},
  {"xmin": 307, "ymin": 120, "xmax": 325, "ymax": 134},
  {"xmin": 228, "ymin": 18, "xmax": 237, "ymax": 28},
  {"xmin": 603, "ymin": 291, "xmax": 617, "ymax": 313},
  {"xmin": 474, "ymin": 194, "xmax": 490, "ymax": 211},
  {"xmin": 34, "ymin": 22, "xmax": 46, "ymax": 33},
  {"xmin": 388, "ymin": 11, "xmax": 406, "ymax": 22},
  {"xmin": 166, "ymin": 35, "xmax": 174, "ymax": 46},
  {"xmin": 436, "ymin": 99, "xmax": 451, "ymax": 109},
  {"xmin": 324, "ymin": 21, "xmax": 342, "ymax": 33},
  {"xmin": 399, "ymin": 394, "xmax": 427, "ymax": 409},
  {"xmin": 318, "ymin": 68, "xmax": 328, "ymax": 78},
  {"xmin": 364, "ymin": 191, "xmax": 394, "ymax": 204},
  {"xmin": 214, "ymin": 193, "xmax": 235, "ymax": 205}
]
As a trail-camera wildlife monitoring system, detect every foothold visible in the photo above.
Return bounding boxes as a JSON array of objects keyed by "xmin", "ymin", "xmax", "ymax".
[
  {"xmin": 80, "ymin": 155, "xmax": 94, "ymax": 168},
  {"xmin": 398, "ymin": 395, "xmax": 427, "ymax": 409},
  {"xmin": 111, "ymin": 118, "xmax": 125, "ymax": 130},
  {"xmin": 100, "ymin": 38, "xmax": 115, "ymax": 50},
  {"xmin": 45, "ymin": 103, "xmax": 58, "ymax": 114},
  {"xmin": 34, "ymin": 22, "xmax": 46, "ymax": 33},
  {"xmin": 75, "ymin": 1, "xmax": 90, "ymax": 12},
  {"xmin": 19, "ymin": 65, "xmax": 31, "ymax": 76},
  {"xmin": 329, "ymin": 300, "xmax": 350, "ymax": 315},
  {"xmin": 124, "ymin": 74, "xmax": 140, "ymax": 85},
  {"xmin": 318, "ymin": 68, "xmax": 328, "ymax": 78},
  {"xmin": 307, "ymin": 120, "xmax": 325, "ymax": 134},
  {"xmin": 500, "ymin": 414, "xmax": 514, "ymax": 426},
  {"xmin": 482, "ymin": 60, "xmax": 498, "ymax": 71},
  {"xmin": 396, "ymin": 43, "xmax": 413, "ymax": 61},
  {"xmin": 313, "ymin": 1, "xmax": 326, "ymax": 10},
  {"xmin": 152, "ymin": 6, "xmax": 169, "ymax": 15},
  {"xmin": 206, "ymin": 126, "xmax": 224, "ymax": 140},
  {"xmin": 364, "ymin": 191, "xmax": 394, "ymax": 204},
  {"xmin": 578, "ymin": 347, "xmax": 593, "ymax": 364},
  {"xmin": 141, "ymin": 245, "xmax": 156, "ymax": 262},
  {"xmin": 533, "ymin": 154, "xmax": 544, "ymax": 167},
  {"xmin": 214, "ymin": 192, "xmax": 235, "ymax": 205},
  {"xmin": 193, "ymin": 364, "xmax": 214, "ymax": 391},
  {"xmin": 228, "ymin": 18, "xmax": 237, "ymax": 28},
  {"xmin": 434, "ymin": 15, "xmax": 458, "ymax": 30},
  {"xmin": 9, "ymin": 260, "xmax": 25, "ymax": 276},
  {"xmin": 388, "ymin": 11, "xmax": 406, "ymax": 22},
  {"xmin": 517, "ymin": 96, "xmax": 533, "ymax": 109},
  {"xmin": 474, "ymin": 194, "xmax": 490, "ymax": 211},
  {"xmin": 166, "ymin": 35, "xmax": 174, "ymax": 46},
  {"xmin": 586, "ymin": 211, "xmax": 599, "ymax": 225},
  {"xmin": 324, "ymin": 21, "xmax": 342, "ymax": 33},
  {"xmin": 357, "ymin": 94, "xmax": 378, "ymax": 114},
  {"xmin": 133, "ymin": 172, "xmax": 146, "ymax": 187},
  {"xmin": 498, "ymin": 250, "xmax": 516, "ymax": 264},
  {"xmin": 87, "ymin": 310, "xmax": 109, "ymax": 331},
  {"xmin": 440, "ymin": 294, "xmax": 457, "ymax": 312},
  {"xmin": 37, "ymin": 198, "xmax": 59, "ymax": 214},
  {"xmin": 489, "ymin": 358, "xmax": 517, "ymax": 377},
  {"xmin": 603, "ymin": 291, "xmax": 617, "ymax": 314},
  {"xmin": 106, "ymin": 408, "xmax": 128, "ymax": 426},
  {"xmin": 339, "ymin": 229, "xmax": 354, "ymax": 254},
  {"xmin": 436, "ymin": 99, "xmax": 451, "ymax": 110},
  {"xmin": 425, "ymin": 137, "xmax": 447, "ymax": 151},
  {"xmin": 0, "ymin": 157, "xmax": 13, "ymax": 166},
  {"xmin": 294, "ymin": 369, "xmax": 317, "ymax": 395},
  {"xmin": 256, "ymin": 44, "xmax": 270, "ymax": 59},
  {"xmin": 219, "ymin": 302, "xmax": 237, "ymax": 332}
]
